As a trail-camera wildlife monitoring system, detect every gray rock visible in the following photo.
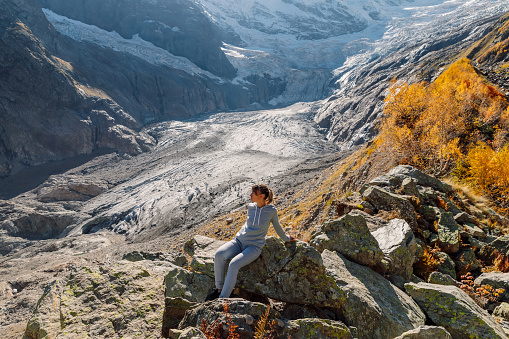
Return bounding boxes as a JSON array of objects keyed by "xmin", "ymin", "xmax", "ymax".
[
  {"xmin": 462, "ymin": 222, "xmax": 486, "ymax": 239},
  {"xmin": 455, "ymin": 212, "xmax": 478, "ymax": 225},
  {"xmin": 454, "ymin": 248, "xmax": 480, "ymax": 275},
  {"xmin": 420, "ymin": 205, "xmax": 440, "ymax": 222},
  {"xmin": 322, "ymin": 250, "xmax": 426, "ymax": 339},
  {"xmin": 178, "ymin": 299, "xmax": 277, "ymax": 339},
  {"xmin": 371, "ymin": 218, "xmax": 416, "ymax": 279},
  {"xmin": 440, "ymin": 197, "xmax": 462, "ymax": 216},
  {"xmin": 289, "ymin": 318, "xmax": 353, "ymax": 339},
  {"xmin": 369, "ymin": 175, "xmax": 402, "ymax": 188},
  {"xmin": 184, "ymin": 235, "xmax": 226, "ymax": 277},
  {"xmin": 494, "ymin": 303, "xmax": 509, "ymax": 322},
  {"xmin": 436, "ymin": 212, "xmax": 460, "ymax": 254},
  {"xmin": 164, "ymin": 264, "xmax": 214, "ymax": 302},
  {"xmin": 435, "ymin": 251, "xmax": 457, "ymax": 279},
  {"xmin": 310, "ymin": 213, "xmax": 383, "ymax": 268},
  {"xmin": 162, "ymin": 297, "xmax": 199, "ymax": 333},
  {"xmin": 24, "ymin": 261, "xmax": 168, "ymax": 338},
  {"xmin": 474, "ymin": 273, "xmax": 509, "ymax": 292},
  {"xmin": 428, "ymin": 271, "xmax": 460, "ymax": 287},
  {"xmin": 184, "ymin": 236, "xmax": 348, "ymax": 309},
  {"xmin": 362, "ymin": 185, "xmax": 418, "ymax": 229},
  {"xmin": 418, "ymin": 187, "xmax": 438, "ymax": 202},
  {"xmin": 402, "ymin": 178, "xmax": 420, "ymax": 197},
  {"xmin": 394, "ymin": 325, "xmax": 452, "ymax": 339},
  {"xmin": 489, "ymin": 236, "xmax": 509, "ymax": 255},
  {"xmin": 386, "ymin": 166, "xmax": 453, "ymax": 194},
  {"xmin": 405, "ymin": 282, "xmax": 507, "ymax": 339},
  {"xmin": 173, "ymin": 327, "xmax": 207, "ymax": 339},
  {"xmin": 236, "ymin": 238, "xmax": 347, "ymax": 309},
  {"xmin": 468, "ymin": 236, "xmax": 486, "ymax": 252},
  {"xmin": 348, "ymin": 209, "xmax": 387, "ymax": 232}
]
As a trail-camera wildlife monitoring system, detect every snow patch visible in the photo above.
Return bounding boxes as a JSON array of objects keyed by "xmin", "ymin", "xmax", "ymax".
[{"xmin": 42, "ymin": 9, "xmax": 220, "ymax": 80}]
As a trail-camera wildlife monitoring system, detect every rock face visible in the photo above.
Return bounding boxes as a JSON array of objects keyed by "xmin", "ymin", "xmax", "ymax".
[
  {"xmin": 178, "ymin": 235, "xmax": 425, "ymax": 339},
  {"xmin": 23, "ymin": 260, "xmax": 168, "ymax": 339},
  {"xmin": 322, "ymin": 250, "xmax": 425, "ymax": 339},
  {"xmin": 314, "ymin": 10, "xmax": 506, "ymax": 149},
  {"xmin": 405, "ymin": 282, "xmax": 508, "ymax": 339},
  {"xmin": 371, "ymin": 218, "xmax": 417, "ymax": 280},
  {"xmin": 0, "ymin": 0, "xmax": 286, "ymax": 179},
  {"xmin": 36, "ymin": 0, "xmax": 236, "ymax": 79},
  {"xmin": 310, "ymin": 213, "xmax": 384, "ymax": 269}
]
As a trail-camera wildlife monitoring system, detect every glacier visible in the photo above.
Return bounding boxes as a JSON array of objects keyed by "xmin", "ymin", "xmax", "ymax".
[{"xmin": 42, "ymin": 0, "xmax": 509, "ymax": 107}]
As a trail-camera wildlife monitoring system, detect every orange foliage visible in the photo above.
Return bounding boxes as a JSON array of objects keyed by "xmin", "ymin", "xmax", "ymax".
[
  {"xmin": 200, "ymin": 300, "xmax": 239, "ymax": 339},
  {"xmin": 460, "ymin": 272, "xmax": 505, "ymax": 307},
  {"xmin": 380, "ymin": 58, "xmax": 509, "ymax": 178}
]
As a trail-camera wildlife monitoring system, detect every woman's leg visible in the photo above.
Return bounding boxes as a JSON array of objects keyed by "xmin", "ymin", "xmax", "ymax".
[
  {"xmin": 214, "ymin": 240, "xmax": 242, "ymax": 290},
  {"xmin": 219, "ymin": 246, "xmax": 262, "ymax": 298}
]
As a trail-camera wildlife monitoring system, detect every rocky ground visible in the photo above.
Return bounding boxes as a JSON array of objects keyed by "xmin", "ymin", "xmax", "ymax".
[
  {"xmin": 18, "ymin": 165, "xmax": 509, "ymax": 338},
  {"xmin": 0, "ymin": 102, "xmax": 352, "ymax": 338}
]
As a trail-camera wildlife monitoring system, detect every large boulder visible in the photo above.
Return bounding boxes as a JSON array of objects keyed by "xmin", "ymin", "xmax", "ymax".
[
  {"xmin": 427, "ymin": 271, "xmax": 460, "ymax": 287},
  {"xmin": 454, "ymin": 248, "xmax": 480, "ymax": 275},
  {"xmin": 435, "ymin": 251, "xmax": 457, "ymax": 279},
  {"xmin": 494, "ymin": 303, "xmax": 509, "ymax": 321},
  {"xmin": 178, "ymin": 299, "xmax": 278, "ymax": 339},
  {"xmin": 310, "ymin": 213, "xmax": 383, "ymax": 268},
  {"xmin": 236, "ymin": 238, "xmax": 347, "ymax": 309},
  {"xmin": 23, "ymin": 261, "xmax": 168, "ymax": 339},
  {"xmin": 164, "ymin": 263, "xmax": 214, "ymax": 302},
  {"xmin": 474, "ymin": 273, "xmax": 509, "ymax": 293},
  {"xmin": 371, "ymin": 218, "xmax": 417, "ymax": 279},
  {"xmin": 178, "ymin": 299, "xmax": 354, "ymax": 339},
  {"xmin": 322, "ymin": 250, "xmax": 426, "ymax": 339},
  {"xmin": 186, "ymin": 235, "xmax": 347, "ymax": 309},
  {"xmin": 288, "ymin": 318, "xmax": 353, "ymax": 339},
  {"xmin": 362, "ymin": 185, "xmax": 418, "ymax": 229},
  {"xmin": 386, "ymin": 165, "xmax": 453, "ymax": 194},
  {"xmin": 405, "ymin": 282, "xmax": 508, "ymax": 339}
]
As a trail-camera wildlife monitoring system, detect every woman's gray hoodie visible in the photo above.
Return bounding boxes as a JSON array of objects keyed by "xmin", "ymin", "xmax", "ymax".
[{"xmin": 235, "ymin": 203, "xmax": 290, "ymax": 249}]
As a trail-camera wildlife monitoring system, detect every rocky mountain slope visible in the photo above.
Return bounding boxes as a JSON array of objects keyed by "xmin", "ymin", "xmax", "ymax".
[
  {"xmin": 315, "ymin": 1, "xmax": 509, "ymax": 148},
  {"xmin": 3, "ymin": 1, "xmax": 509, "ymax": 338},
  {"xmin": 0, "ymin": 0, "xmax": 289, "ymax": 180},
  {"xmin": 19, "ymin": 166, "xmax": 509, "ymax": 338}
]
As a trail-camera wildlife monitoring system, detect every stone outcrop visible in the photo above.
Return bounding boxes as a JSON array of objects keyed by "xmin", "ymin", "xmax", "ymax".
[
  {"xmin": 436, "ymin": 212, "xmax": 460, "ymax": 254},
  {"xmin": 179, "ymin": 234, "xmax": 425, "ymax": 339},
  {"xmin": 474, "ymin": 273, "xmax": 509, "ymax": 293},
  {"xmin": 405, "ymin": 282, "xmax": 508, "ymax": 339},
  {"xmin": 310, "ymin": 213, "xmax": 384, "ymax": 269},
  {"xmin": 322, "ymin": 250, "xmax": 425, "ymax": 339},
  {"xmin": 362, "ymin": 185, "xmax": 418, "ymax": 229},
  {"xmin": 371, "ymin": 218, "xmax": 417, "ymax": 280},
  {"xmin": 23, "ymin": 260, "xmax": 169, "ymax": 339},
  {"xmin": 18, "ymin": 164, "xmax": 509, "ymax": 339}
]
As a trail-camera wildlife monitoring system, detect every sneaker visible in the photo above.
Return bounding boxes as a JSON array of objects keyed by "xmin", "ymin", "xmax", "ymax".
[{"xmin": 205, "ymin": 289, "xmax": 221, "ymax": 301}]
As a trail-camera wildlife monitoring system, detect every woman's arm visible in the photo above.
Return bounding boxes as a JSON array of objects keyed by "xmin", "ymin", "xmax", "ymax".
[{"xmin": 271, "ymin": 210, "xmax": 292, "ymax": 242}]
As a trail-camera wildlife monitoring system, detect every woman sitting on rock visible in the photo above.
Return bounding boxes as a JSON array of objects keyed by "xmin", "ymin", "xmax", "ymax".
[{"xmin": 206, "ymin": 183, "xmax": 295, "ymax": 300}]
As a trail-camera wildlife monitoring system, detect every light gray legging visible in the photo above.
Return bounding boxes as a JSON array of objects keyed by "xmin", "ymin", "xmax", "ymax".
[{"xmin": 214, "ymin": 239, "xmax": 262, "ymax": 298}]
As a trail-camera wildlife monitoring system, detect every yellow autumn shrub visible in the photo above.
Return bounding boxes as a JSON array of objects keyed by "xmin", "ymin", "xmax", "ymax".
[{"xmin": 380, "ymin": 58, "xmax": 509, "ymax": 211}]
